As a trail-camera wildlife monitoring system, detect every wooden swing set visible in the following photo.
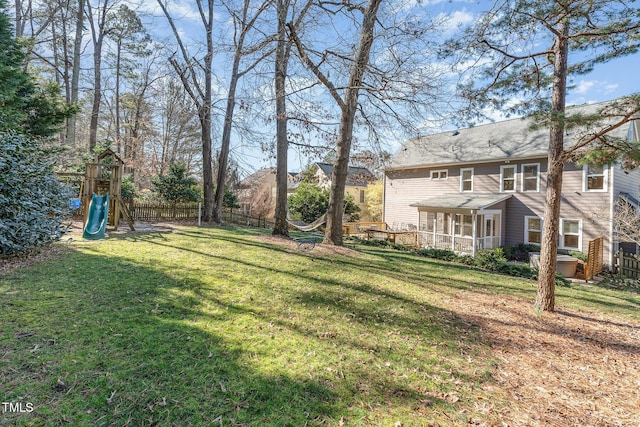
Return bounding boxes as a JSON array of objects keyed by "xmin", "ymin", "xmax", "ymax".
[{"xmin": 58, "ymin": 149, "xmax": 134, "ymax": 231}]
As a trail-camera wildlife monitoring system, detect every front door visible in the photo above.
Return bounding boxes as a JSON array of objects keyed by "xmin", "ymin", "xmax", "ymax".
[{"xmin": 484, "ymin": 216, "xmax": 496, "ymax": 249}]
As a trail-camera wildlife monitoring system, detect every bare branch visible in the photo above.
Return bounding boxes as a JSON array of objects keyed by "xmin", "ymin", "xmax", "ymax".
[{"xmin": 287, "ymin": 22, "xmax": 347, "ymax": 110}]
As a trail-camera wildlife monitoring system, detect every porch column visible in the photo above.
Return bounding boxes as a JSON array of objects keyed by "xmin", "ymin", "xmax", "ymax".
[
  {"xmin": 471, "ymin": 212, "xmax": 477, "ymax": 257},
  {"xmin": 451, "ymin": 214, "xmax": 455, "ymax": 252},
  {"xmin": 432, "ymin": 213, "xmax": 436, "ymax": 247}
]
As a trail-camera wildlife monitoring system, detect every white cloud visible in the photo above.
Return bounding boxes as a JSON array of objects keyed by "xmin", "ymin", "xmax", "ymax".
[
  {"xmin": 575, "ymin": 79, "xmax": 596, "ymax": 95},
  {"xmin": 438, "ymin": 9, "xmax": 475, "ymax": 35}
]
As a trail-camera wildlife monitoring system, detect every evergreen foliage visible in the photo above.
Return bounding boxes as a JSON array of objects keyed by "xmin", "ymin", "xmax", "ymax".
[
  {"xmin": 0, "ymin": 0, "xmax": 75, "ymax": 136},
  {"xmin": 0, "ymin": 132, "xmax": 72, "ymax": 256},
  {"xmin": 223, "ymin": 188, "xmax": 240, "ymax": 209},
  {"xmin": 0, "ymin": 2, "xmax": 76, "ymax": 256},
  {"xmin": 151, "ymin": 163, "xmax": 201, "ymax": 203},
  {"xmin": 121, "ymin": 175, "xmax": 138, "ymax": 200},
  {"xmin": 288, "ymin": 182, "xmax": 360, "ymax": 223}
]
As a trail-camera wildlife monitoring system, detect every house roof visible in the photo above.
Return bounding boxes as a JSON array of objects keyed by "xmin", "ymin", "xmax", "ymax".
[
  {"xmin": 315, "ymin": 162, "xmax": 376, "ymax": 186},
  {"xmin": 410, "ymin": 193, "xmax": 512, "ymax": 213},
  {"xmin": 237, "ymin": 168, "xmax": 275, "ymax": 189},
  {"xmin": 389, "ymin": 101, "xmax": 633, "ymax": 170}
]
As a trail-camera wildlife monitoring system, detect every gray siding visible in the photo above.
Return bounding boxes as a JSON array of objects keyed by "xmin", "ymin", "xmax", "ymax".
[
  {"xmin": 613, "ymin": 163, "xmax": 640, "ymax": 198},
  {"xmin": 385, "ymin": 159, "xmax": 615, "ymax": 265}
]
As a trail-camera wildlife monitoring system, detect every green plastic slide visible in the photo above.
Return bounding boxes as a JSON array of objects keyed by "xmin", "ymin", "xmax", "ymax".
[{"xmin": 83, "ymin": 193, "xmax": 110, "ymax": 240}]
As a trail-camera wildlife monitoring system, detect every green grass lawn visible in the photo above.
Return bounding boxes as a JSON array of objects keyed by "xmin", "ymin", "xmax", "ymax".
[{"xmin": 1, "ymin": 226, "xmax": 638, "ymax": 426}]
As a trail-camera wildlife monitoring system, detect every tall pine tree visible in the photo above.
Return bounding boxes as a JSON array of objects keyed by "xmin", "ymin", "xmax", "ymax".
[{"xmin": 451, "ymin": 0, "xmax": 640, "ymax": 311}]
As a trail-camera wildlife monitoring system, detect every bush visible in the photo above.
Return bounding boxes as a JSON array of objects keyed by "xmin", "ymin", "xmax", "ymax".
[
  {"xmin": 151, "ymin": 163, "xmax": 200, "ymax": 203},
  {"xmin": 0, "ymin": 131, "xmax": 72, "ymax": 256},
  {"xmin": 568, "ymin": 250, "xmax": 588, "ymax": 261},
  {"xmin": 501, "ymin": 243, "xmax": 540, "ymax": 261},
  {"xmin": 414, "ymin": 247, "xmax": 458, "ymax": 261},
  {"xmin": 288, "ymin": 182, "xmax": 360, "ymax": 223},
  {"xmin": 121, "ymin": 174, "xmax": 137, "ymax": 200},
  {"xmin": 474, "ymin": 248, "xmax": 507, "ymax": 271}
]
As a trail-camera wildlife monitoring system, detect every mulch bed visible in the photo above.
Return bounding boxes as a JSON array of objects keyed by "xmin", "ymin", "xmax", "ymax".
[{"xmin": 442, "ymin": 290, "xmax": 640, "ymax": 426}]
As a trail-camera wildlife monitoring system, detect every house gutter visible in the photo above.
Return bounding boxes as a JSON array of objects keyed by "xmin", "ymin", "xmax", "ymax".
[{"xmin": 384, "ymin": 154, "xmax": 549, "ymax": 172}]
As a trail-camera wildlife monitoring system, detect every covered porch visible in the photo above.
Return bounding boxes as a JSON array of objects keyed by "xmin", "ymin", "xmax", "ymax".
[{"xmin": 410, "ymin": 194, "xmax": 512, "ymax": 256}]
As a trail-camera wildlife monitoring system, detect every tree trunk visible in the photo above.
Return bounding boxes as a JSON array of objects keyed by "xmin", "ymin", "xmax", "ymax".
[
  {"xmin": 201, "ymin": 107, "xmax": 215, "ymax": 222},
  {"xmin": 89, "ymin": 38, "xmax": 102, "ymax": 153},
  {"xmin": 324, "ymin": 0, "xmax": 382, "ymax": 245},
  {"xmin": 115, "ymin": 41, "xmax": 122, "ymax": 154},
  {"xmin": 66, "ymin": 0, "xmax": 84, "ymax": 149},
  {"xmin": 15, "ymin": 0, "xmax": 23, "ymax": 37},
  {"xmin": 87, "ymin": 0, "xmax": 109, "ymax": 154},
  {"xmin": 272, "ymin": 0, "xmax": 289, "ymax": 237},
  {"xmin": 535, "ymin": 20, "xmax": 569, "ymax": 312}
]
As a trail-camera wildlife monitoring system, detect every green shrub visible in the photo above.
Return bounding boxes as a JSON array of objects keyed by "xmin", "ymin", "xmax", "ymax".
[
  {"xmin": 121, "ymin": 174, "xmax": 137, "ymax": 200},
  {"xmin": 457, "ymin": 254, "xmax": 476, "ymax": 265},
  {"xmin": 568, "ymin": 250, "xmax": 588, "ymax": 261},
  {"xmin": 0, "ymin": 131, "xmax": 72, "ymax": 256},
  {"xmin": 474, "ymin": 248, "xmax": 507, "ymax": 271},
  {"xmin": 151, "ymin": 162, "xmax": 200, "ymax": 203},
  {"xmin": 414, "ymin": 247, "xmax": 458, "ymax": 261},
  {"xmin": 498, "ymin": 263, "xmax": 536, "ymax": 279},
  {"xmin": 288, "ymin": 182, "xmax": 360, "ymax": 223},
  {"xmin": 502, "ymin": 243, "xmax": 540, "ymax": 261}
]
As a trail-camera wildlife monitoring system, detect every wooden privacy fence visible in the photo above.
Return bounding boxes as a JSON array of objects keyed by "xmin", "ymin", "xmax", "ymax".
[
  {"xmin": 616, "ymin": 249, "xmax": 640, "ymax": 280},
  {"xmin": 127, "ymin": 202, "xmax": 200, "ymax": 221},
  {"xmin": 121, "ymin": 201, "xmax": 273, "ymax": 229},
  {"xmin": 223, "ymin": 208, "xmax": 273, "ymax": 229}
]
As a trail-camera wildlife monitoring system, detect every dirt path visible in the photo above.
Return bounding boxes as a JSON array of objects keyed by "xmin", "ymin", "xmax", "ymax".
[{"xmin": 442, "ymin": 290, "xmax": 640, "ymax": 426}]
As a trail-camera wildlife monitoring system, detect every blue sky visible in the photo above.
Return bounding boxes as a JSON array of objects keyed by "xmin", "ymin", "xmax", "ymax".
[{"xmin": 136, "ymin": 0, "xmax": 640, "ymax": 174}]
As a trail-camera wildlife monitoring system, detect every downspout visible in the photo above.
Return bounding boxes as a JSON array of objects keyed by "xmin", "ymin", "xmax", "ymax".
[{"xmin": 608, "ymin": 165, "xmax": 615, "ymax": 270}]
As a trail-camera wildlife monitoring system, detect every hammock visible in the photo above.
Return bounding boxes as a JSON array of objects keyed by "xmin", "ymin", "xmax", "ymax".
[{"xmin": 286, "ymin": 211, "xmax": 327, "ymax": 232}]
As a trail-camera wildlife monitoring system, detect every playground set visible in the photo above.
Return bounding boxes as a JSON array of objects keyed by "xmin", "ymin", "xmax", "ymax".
[{"xmin": 58, "ymin": 149, "xmax": 134, "ymax": 239}]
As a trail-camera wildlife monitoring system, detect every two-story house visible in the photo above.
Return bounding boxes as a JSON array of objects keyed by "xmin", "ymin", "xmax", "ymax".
[
  {"xmin": 295, "ymin": 162, "xmax": 377, "ymax": 217},
  {"xmin": 383, "ymin": 102, "xmax": 640, "ymax": 267}
]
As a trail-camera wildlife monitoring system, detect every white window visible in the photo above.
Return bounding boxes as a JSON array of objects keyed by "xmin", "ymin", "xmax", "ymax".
[
  {"xmin": 454, "ymin": 214, "xmax": 473, "ymax": 237},
  {"xmin": 460, "ymin": 168, "xmax": 474, "ymax": 192},
  {"xmin": 560, "ymin": 218, "xmax": 582, "ymax": 250},
  {"xmin": 430, "ymin": 169, "xmax": 448, "ymax": 180},
  {"xmin": 500, "ymin": 165, "xmax": 517, "ymax": 192},
  {"xmin": 522, "ymin": 163, "xmax": 540, "ymax": 192},
  {"xmin": 583, "ymin": 164, "xmax": 608, "ymax": 192},
  {"xmin": 419, "ymin": 211, "xmax": 435, "ymax": 232},
  {"xmin": 524, "ymin": 216, "xmax": 542, "ymax": 245}
]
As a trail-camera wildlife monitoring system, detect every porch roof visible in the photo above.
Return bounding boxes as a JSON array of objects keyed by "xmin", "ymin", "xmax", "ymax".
[{"xmin": 410, "ymin": 193, "xmax": 512, "ymax": 213}]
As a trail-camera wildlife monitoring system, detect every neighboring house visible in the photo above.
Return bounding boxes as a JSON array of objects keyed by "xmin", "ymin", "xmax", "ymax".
[
  {"xmin": 237, "ymin": 168, "xmax": 300, "ymax": 217},
  {"xmin": 383, "ymin": 102, "xmax": 640, "ymax": 267},
  {"xmin": 309, "ymin": 162, "xmax": 377, "ymax": 217}
]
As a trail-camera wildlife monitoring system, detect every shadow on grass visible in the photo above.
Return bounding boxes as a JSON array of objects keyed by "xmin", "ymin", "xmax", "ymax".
[
  {"xmin": 0, "ymin": 232, "xmax": 492, "ymax": 425},
  {"xmin": 0, "ymin": 250, "xmax": 338, "ymax": 426}
]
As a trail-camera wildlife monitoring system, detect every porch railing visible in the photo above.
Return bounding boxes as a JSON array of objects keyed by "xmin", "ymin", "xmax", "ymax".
[{"xmin": 417, "ymin": 232, "xmax": 501, "ymax": 254}]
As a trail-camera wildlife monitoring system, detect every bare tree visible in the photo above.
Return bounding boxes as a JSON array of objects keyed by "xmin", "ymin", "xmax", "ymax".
[
  {"xmin": 106, "ymin": 4, "xmax": 150, "ymax": 155},
  {"xmin": 67, "ymin": 0, "xmax": 85, "ymax": 149},
  {"xmin": 150, "ymin": 75, "xmax": 202, "ymax": 177},
  {"xmin": 156, "ymin": 0, "xmax": 216, "ymax": 221},
  {"xmin": 272, "ymin": 0, "xmax": 312, "ymax": 236},
  {"xmin": 213, "ymin": 0, "xmax": 275, "ymax": 222},
  {"xmin": 86, "ymin": 0, "xmax": 119, "ymax": 153},
  {"xmin": 614, "ymin": 198, "xmax": 640, "ymax": 250},
  {"xmin": 289, "ymin": 0, "xmax": 382, "ymax": 245}
]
